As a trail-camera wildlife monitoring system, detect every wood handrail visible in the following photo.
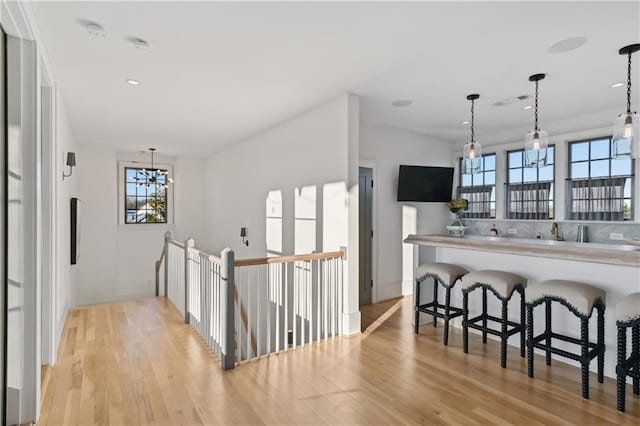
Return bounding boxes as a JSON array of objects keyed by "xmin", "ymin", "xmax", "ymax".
[{"xmin": 234, "ymin": 250, "xmax": 344, "ymax": 267}]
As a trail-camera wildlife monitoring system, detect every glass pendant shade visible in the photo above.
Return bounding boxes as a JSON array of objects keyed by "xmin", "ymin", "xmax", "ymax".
[
  {"xmin": 612, "ymin": 111, "xmax": 639, "ymax": 158},
  {"xmin": 524, "ymin": 128, "xmax": 549, "ymax": 166},
  {"xmin": 462, "ymin": 141, "xmax": 482, "ymax": 174}
]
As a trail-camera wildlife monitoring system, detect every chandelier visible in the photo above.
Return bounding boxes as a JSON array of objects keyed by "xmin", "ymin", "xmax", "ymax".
[{"xmin": 133, "ymin": 148, "xmax": 173, "ymax": 188}]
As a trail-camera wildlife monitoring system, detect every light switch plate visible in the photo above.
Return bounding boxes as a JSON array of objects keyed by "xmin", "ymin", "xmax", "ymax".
[{"xmin": 610, "ymin": 232, "xmax": 624, "ymax": 241}]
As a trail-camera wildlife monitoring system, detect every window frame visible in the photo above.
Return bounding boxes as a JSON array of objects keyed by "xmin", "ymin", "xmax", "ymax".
[
  {"xmin": 505, "ymin": 145, "xmax": 556, "ymax": 220},
  {"xmin": 458, "ymin": 153, "xmax": 497, "ymax": 219},
  {"xmin": 118, "ymin": 160, "xmax": 174, "ymax": 226},
  {"xmin": 567, "ymin": 136, "xmax": 635, "ymax": 221}
]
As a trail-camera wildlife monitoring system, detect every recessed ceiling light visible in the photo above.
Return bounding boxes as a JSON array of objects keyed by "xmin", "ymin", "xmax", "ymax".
[
  {"xmin": 392, "ymin": 99, "xmax": 413, "ymax": 107},
  {"xmin": 523, "ymin": 105, "xmax": 533, "ymax": 110},
  {"xmin": 610, "ymin": 82, "xmax": 625, "ymax": 88},
  {"xmin": 85, "ymin": 22, "xmax": 106, "ymax": 38},
  {"xmin": 126, "ymin": 79, "xmax": 140, "ymax": 86},
  {"xmin": 461, "ymin": 121, "xmax": 470, "ymax": 125},
  {"xmin": 127, "ymin": 37, "xmax": 150, "ymax": 50},
  {"xmin": 548, "ymin": 36, "xmax": 587, "ymax": 54}
]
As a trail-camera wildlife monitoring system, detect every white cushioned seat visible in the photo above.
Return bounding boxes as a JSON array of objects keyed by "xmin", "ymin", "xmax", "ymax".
[
  {"xmin": 616, "ymin": 292, "xmax": 640, "ymax": 323},
  {"xmin": 416, "ymin": 262, "xmax": 468, "ymax": 287},
  {"xmin": 461, "ymin": 270, "xmax": 527, "ymax": 299},
  {"xmin": 526, "ymin": 280, "xmax": 606, "ymax": 317}
]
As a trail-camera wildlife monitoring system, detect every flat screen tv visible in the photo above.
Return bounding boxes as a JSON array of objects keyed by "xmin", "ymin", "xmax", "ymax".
[{"xmin": 397, "ymin": 165, "xmax": 454, "ymax": 202}]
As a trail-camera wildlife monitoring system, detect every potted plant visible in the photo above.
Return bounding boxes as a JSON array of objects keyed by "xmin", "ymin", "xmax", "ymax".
[{"xmin": 446, "ymin": 198, "xmax": 469, "ymax": 237}]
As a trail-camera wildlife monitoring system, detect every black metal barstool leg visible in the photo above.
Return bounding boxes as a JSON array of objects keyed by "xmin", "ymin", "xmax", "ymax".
[
  {"xmin": 414, "ymin": 279, "xmax": 421, "ymax": 334},
  {"xmin": 597, "ymin": 306, "xmax": 604, "ymax": 384},
  {"xmin": 501, "ymin": 299, "xmax": 508, "ymax": 369},
  {"xmin": 527, "ymin": 304, "xmax": 534, "ymax": 378},
  {"xmin": 633, "ymin": 325, "xmax": 639, "ymax": 395},
  {"xmin": 433, "ymin": 278, "xmax": 438, "ymax": 328},
  {"xmin": 443, "ymin": 287, "xmax": 451, "ymax": 346},
  {"xmin": 545, "ymin": 299, "xmax": 552, "ymax": 366},
  {"xmin": 482, "ymin": 287, "xmax": 488, "ymax": 344},
  {"xmin": 617, "ymin": 324, "xmax": 627, "ymax": 412},
  {"xmin": 581, "ymin": 317, "xmax": 590, "ymax": 399},
  {"xmin": 520, "ymin": 287, "xmax": 525, "ymax": 358},
  {"xmin": 463, "ymin": 290, "xmax": 469, "ymax": 354}
]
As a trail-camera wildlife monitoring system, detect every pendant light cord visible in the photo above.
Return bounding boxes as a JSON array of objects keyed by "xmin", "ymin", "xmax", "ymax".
[
  {"xmin": 534, "ymin": 80, "xmax": 539, "ymax": 131},
  {"xmin": 470, "ymin": 98, "xmax": 475, "ymax": 143},
  {"xmin": 627, "ymin": 51, "xmax": 632, "ymax": 114}
]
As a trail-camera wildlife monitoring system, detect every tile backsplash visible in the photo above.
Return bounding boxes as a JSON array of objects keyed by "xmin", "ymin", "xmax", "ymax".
[{"xmin": 462, "ymin": 219, "xmax": 640, "ymax": 244}]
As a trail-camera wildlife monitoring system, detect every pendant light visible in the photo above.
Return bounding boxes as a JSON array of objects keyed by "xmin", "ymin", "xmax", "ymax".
[
  {"xmin": 133, "ymin": 148, "xmax": 174, "ymax": 189},
  {"xmin": 462, "ymin": 93, "xmax": 483, "ymax": 174},
  {"xmin": 612, "ymin": 44, "xmax": 640, "ymax": 158},
  {"xmin": 524, "ymin": 73, "xmax": 549, "ymax": 167}
]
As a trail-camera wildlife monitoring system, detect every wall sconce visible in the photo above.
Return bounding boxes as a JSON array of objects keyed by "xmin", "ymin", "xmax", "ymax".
[
  {"xmin": 63, "ymin": 152, "xmax": 76, "ymax": 180},
  {"xmin": 240, "ymin": 227, "xmax": 249, "ymax": 246}
]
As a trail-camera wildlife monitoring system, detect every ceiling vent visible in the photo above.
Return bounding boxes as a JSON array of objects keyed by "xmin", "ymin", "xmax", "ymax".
[{"xmin": 492, "ymin": 95, "xmax": 529, "ymax": 107}]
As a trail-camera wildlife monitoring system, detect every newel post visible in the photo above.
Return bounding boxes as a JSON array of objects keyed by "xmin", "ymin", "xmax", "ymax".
[
  {"xmin": 163, "ymin": 230, "xmax": 171, "ymax": 297},
  {"xmin": 184, "ymin": 237, "xmax": 195, "ymax": 324},
  {"xmin": 221, "ymin": 247, "xmax": 236, "ymax": 370}
]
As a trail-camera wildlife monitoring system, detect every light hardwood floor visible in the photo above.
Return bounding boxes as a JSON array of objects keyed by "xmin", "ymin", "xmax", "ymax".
[{"xmin": 39, "ymin": 296, "xmax": 639, "ymax": 425}]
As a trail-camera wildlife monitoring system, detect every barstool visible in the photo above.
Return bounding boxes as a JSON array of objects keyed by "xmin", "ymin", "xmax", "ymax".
[
  {"xmin": 461, "ymin": 270, "xmax": 527, "ymax": 368},
  {"xmin": 616, "ymin": 292, "xmax": 640, "ymax": 412},
  {"xmin": 525, "ymin": 280, "xmax": 606, "ymax": 399},
  {"xmin": 414, "ymin": 262, "xmax": 468, "ymax": 345}
]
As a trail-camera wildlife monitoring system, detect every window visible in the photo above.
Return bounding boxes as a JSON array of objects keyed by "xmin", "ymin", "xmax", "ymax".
[
  {"xmin": 506, "ymin": 146, "xmax": 555, "ymax": 219},
  {"xmin": 124, "ymin": 167, "xmax": 169, "ymax": 223},
  {"xmin": 568, "ymin": 137, "xmax": 634, "ymax": 221},
  {"xmin": 458, "ymin": 154, "xmax": 496, "ymax": 218}
]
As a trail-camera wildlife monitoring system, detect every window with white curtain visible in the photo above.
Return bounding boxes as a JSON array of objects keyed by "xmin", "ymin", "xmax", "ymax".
[
  {"xmin": 506, "ymin": 146, "xmax": 555, "ymax": 219},
  {"xmin": 568, "ymin": 137, "xmax": 634, "ymax": 221},
  {"xmin": 458, "ymin": 154, "xmax": 496, "ymax": 218}
]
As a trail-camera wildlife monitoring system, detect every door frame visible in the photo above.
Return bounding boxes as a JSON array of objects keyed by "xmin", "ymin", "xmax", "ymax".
[
  {"xmin": 359, "ymin": 161, "xmax": 378, "ymax": 304},
  {"xmin": 40, "ymin": 69, "xmax": 55, "ymax": 368}
]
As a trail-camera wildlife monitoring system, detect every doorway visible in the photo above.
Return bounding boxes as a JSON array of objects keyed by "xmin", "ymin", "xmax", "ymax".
[{"xmin": 358, "ymin": 167, "xmax": 373, "ymax": 306}]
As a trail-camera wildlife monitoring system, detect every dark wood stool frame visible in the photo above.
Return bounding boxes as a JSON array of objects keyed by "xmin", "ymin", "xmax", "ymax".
[
  {"xmin": 526, "ymin": 296, "xmax": 605, "ymax": 400},
  {"xmin": 462, "ymin": 282, "xmax": 526, "ymax": 368},
  {"xmin": 617, "ymin": 315, "xmax": 640, "ymax": 412},
  {"xmin": 414, "ymin": 273, "xmax": 465, "ymax": 345}
]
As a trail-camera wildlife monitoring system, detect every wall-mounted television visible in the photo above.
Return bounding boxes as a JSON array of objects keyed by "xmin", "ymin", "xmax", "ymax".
[{"xmin": 397, "ymin": 165, "xmax": 454, "ymax": 202}]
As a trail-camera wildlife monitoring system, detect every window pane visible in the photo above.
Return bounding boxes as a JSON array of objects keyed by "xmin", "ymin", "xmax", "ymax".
[
  {"xmin": 485, "ymin": 171, "xmax": 495, "ymax": 185},
  {"xmin": 591, "ymin": 159, "xmax": 609, "ymax": 177},
  {"xmin": 546, "ymin": 146, "xmax": 555, "ymax": 164},
  {"xmin": 538, "ymin": 165, "xmax": 553, "ymax": 181},
  {"xmin": 137, "ymin": 186, "xmax": 147, "ymax": 197},
  {"xmin": 591, "ymin": 139, "xmax": 610, "ymax": 159},
  {"xmin": 571, "ymin": 142, "xmax": 589, "ymax": 161},
  {"xmin": 484, "ymin": 155, "xmax": 496, "ymax": 171},
  {"xmin": 126, "ymin": 168, "xmax": 137, "ymax": 182},
  {"xmin": 611, "ymin": 158, "xmax": 632, "ymax": 176},
  {"xmin": 509, "ymin": 168, "xmax": 522, "ymax": 184},
  {"xmin": 462, "ymin": 174, "xmax": 472, "ymax": 187},
  {"xmin": 523, "ymin": 167, "xmax": 537, "ymax": 183},
  {"xmin": 509, "ymin": 152, "xmax": 522, "ymax": 168},
  {"xmin": 126, "ymin": 183, "xmax": 136, "ymax": 195},
  {"xmin": 571, "ymin": 162, "xmax": 589, "ymax": 179}
]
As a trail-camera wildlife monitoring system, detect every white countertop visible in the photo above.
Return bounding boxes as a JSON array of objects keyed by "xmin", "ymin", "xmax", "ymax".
[{"xmin": 403, "ymin": 234, "xmax": 640, "ymax": 267}]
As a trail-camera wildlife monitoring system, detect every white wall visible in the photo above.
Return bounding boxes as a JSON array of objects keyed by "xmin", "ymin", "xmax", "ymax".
[
  {"xmin": 203, "ymin": 93, "xmax": 361, "ymax": 334},
  {"xmin": 55, "ymin": 97, "xmax": 77, "ymax": 340},
  {"xmin": 75, "ymin": 146, "xmax": 205, "ymax": 306},
  {"xmin": 359, "ymin": 120, "xmax": 452, "ymax": 302}
]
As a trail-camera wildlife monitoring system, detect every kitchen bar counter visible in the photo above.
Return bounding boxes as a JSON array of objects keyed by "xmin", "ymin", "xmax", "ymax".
[{"xmin": 404, "ymin": 234, "xmax": 640, "ymax": 268}]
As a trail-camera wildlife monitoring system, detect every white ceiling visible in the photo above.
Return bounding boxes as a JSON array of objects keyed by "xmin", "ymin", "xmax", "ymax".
[{"xmin": 31, "ymin": 1, "xmax": 640, "ymax": 157}]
